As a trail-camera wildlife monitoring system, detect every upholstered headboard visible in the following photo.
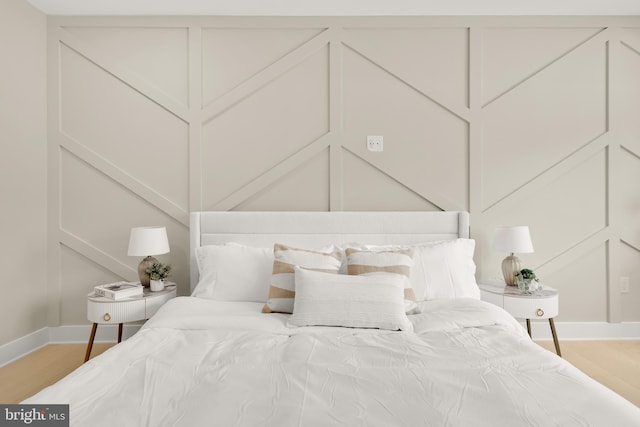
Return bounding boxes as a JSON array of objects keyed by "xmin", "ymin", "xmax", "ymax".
[{"xmin": 189, "ymin": 211, "xmax": 470, "ymax": 292}]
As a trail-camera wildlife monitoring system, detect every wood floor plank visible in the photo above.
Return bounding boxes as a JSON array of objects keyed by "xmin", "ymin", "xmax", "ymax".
[
  {"xmin": 0, "ymin": 343, "xmax": 114, "ymax": 403},
  {"xmin": 537, "ymin": 340, "xmax": 640, "ymax": 407}
]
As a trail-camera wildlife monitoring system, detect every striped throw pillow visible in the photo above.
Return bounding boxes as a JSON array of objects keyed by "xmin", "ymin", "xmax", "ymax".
[
  {"xmin": 345, "ymin": 247, "xmax": 420, "ymax": 314},
  {"xmin": 262, "ymin": 243, "xmax": 343, "ymax": 313}
]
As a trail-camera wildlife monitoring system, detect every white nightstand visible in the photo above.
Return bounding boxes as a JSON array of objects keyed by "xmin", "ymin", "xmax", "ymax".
[
  {"xmin": 84, "ymin": 283, "xmax": 177, "ymax": 362},
  {"xmin": 478, "ymin": 279, "xmax": 561, "ymax": 357}
]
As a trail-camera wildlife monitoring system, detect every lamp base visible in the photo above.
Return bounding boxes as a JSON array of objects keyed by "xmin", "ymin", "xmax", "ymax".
[
  {"xmin": 138, "ymin": 256, "xmax": 158, "ymax": 287},
  {"xmin": 501, "ymin": 254, "xmax": 522, "ymax": 286}
]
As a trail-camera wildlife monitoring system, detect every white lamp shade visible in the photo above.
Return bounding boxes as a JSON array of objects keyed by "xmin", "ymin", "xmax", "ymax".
[
  {"xmin": 127, "ymin": 226, "xmax": 170, "ymax": 256},
  {"xmin": 492, "ymin": 226, "xmax": 534, "ymax": 254}
]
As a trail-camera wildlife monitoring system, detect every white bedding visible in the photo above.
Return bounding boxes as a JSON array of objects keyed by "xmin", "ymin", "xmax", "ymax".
[{"xmin": 25, "ymin": 297, "xmax": 640, "ymax": 426}]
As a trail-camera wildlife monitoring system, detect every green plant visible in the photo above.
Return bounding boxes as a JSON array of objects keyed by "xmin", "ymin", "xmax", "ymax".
[
  {"xmin": 514, "ymin": 268, "xmax": 538, "ymax": 281},
  {"xmin": 145, "ymin": 262, "xmax": 172, "ymax": 281}
]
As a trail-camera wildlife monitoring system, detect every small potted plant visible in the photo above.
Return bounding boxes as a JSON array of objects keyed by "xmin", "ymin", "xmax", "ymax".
[
  {"xmin": 145, "ymin": 262, "xmax": 171, "ymax": 291},
  {"xmin": 514, "ymin": 268, "xmax": 539, "ymax": 294}
]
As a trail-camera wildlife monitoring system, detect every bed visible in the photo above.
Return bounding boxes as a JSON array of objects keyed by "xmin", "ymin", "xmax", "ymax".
[{"xmin": 25, "ymin": 211, "xmax": 640, "ymax": 426}]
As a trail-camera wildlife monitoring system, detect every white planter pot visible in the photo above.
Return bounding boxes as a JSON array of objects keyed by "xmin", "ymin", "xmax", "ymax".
[
  {"xmin": 517, "ymin": 278, "xmax": 540, "ymax": 294},
  {"xmin": 150, "ymin": 280, "xmax": 165, "ymax": 292}
]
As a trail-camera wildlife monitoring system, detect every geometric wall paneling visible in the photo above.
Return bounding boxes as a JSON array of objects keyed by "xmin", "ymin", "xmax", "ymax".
[
  {"xmin": 481, "ymin": 37, "xmax": 607, "ymax": 210},
  {"xmin": 342, "ymin": 45, "xmax": 469, "ymax": 211},
  {"xmin": 477, "ymin": 149, "xmax": 607, "ymax": 282},
  {"xmin": 208, "ymin": 135, "xmax": 332, "ymax": 212},
  {"xmin": 233, "ymin": 149, "xmax": 330, "ymax": 211},
  {"xmin": 62, "ymin": 26, "xmax": 189, "ymax": 107},
  {"xmin": 522, "ymin": 148, "xmax": 607, "ymax": 263},
  {"xmin": 343, "ymin": 27, "xmax": 469, "ymax": 108},
  {"xmin": 59, "ymin": 43, "xmax": 190, "ymax": 216},
  {"xmin": 621, "ymin": 27, "xmax": 640, "ymax": 49},
  {"xmin": 201, "ymin": 46, "xmax": 330, "ymax": 209},
  {"xmin": 59, "ymin": 245, "xmax": 124, "ymax": 324},
  {"xmin": 618, "ymin": 40, "xmax": 640, "ymax": 149},
  {"xmin": 60, "ymin": 149, "xmax": 149, "ymax": 260},
  {"xmin": 202, "ymin": 27, "xmax": 326, "ymax": 106},
  {"xmin": 56, "ymin": 27, "xmax": 189, "ymax": 120},
  {"xmin": 200, "ymin": 30, "xmax": 331, "ymax": 121},
  {"xmin": 46, "ymin": 16, "xmax": 640, "ymax": 332},
  {"xmin": 59, "ymin": 149, "xmax": 190, "ymax": 297},
  {"xmin": 541, "ymin": 243, "xmax": 608, "ymax": 321},
  {"xmin": 620, "ymin": 241, "xmax": 640, "ymax": 321},
  {"xmin": 59, "ymin": 131, "xmax": 189, "ymax": 227},
  {"xmin": 481, "ymin": 27, "xmax": 603, "ymax": 105},
  {"xmin": 512, "ymin": 148, "xmax": 605, "ymax": 258},
  {"xmin": 478, "ymin": 131, "xmax": 610, "ymax": 216},
  {"xmin": 341, "ymin": 150, "xmax": 441, "ymax": 212},
  {"xmin": 617, "ymin": 147, "xmax": 640, "ymax": 250}
]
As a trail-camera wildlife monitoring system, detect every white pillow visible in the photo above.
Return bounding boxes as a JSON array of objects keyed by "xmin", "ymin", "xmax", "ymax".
[
  {"xmin": 289, "ymin": 267, "xmax": 412, "ymax": 331},
  {"xmin": 411, "ymin": 239, "xmax": 479, "ymax": 301},
  {"xmin": 192, "ymin": 243, "xmax": 273, "ymax": 302},
  {"xmin": 344, "ymin": 239, "xmax": 479, "ymax": 301},
  {"xmin": 262, "ymin": 243, "xmax": 343, "ymax": 314}
]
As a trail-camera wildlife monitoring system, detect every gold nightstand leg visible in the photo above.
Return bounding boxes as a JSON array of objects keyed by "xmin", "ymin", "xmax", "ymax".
[
  {"xmin": 526, "ymin": 319, "xmax": 532, "ymax": 337},
  {"xmin": 84, "ymin": 323, "xmax": 98, "ymax": 362},
  {"xmin": 117, "ymin": 323, "xmax": 123, "ymax": 343},
  {"xmin": 549, "ymin": 318, "xmax": 562, "ymax": 357}
]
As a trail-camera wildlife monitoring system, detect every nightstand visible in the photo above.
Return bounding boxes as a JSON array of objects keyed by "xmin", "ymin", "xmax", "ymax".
[
  {"xmin": 478, "ymin": 279, "xmax": 561, "ymax": 357},
  {"xmin": 84, "ymin": 283, "xmax": 177, "ymax": 362}
]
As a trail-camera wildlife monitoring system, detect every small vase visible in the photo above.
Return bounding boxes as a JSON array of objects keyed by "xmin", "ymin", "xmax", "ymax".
[
  {"xmin": 517, "ymin": 278, "xmax": 539, "ymax": 294},
  {"xmin": 150, "ymin": 279, "xmax": 165, "ymax": 292}
]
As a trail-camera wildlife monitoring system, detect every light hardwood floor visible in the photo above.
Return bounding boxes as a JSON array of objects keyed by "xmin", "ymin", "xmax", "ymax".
[
  {"xmin": 0, "ymin": 343, "xmax": 114, "ymax": 403},
  {"xmin": 1, "ymin": 341, "xmax": 638, "ymax": 407},
  {"xmin": 537, "ymin": 340, "xmax": 640, "ymax": 407}
]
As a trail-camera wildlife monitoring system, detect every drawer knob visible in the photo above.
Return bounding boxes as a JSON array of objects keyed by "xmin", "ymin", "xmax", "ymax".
[
  {"xmin": 536, "ymin": 308, "xmax": 544, "ymax": 317},
  {"xmin": 103, "ymin": 313, "xmax": 111, "ymax": 321}
]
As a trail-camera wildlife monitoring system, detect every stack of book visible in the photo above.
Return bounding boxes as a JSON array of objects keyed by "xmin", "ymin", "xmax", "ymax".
[{"xmin": 94, "ymin": 282, "xmax": 143, "ymax": 300}]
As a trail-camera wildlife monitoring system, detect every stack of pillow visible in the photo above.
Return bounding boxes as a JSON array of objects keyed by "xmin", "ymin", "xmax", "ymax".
[{"xmin": 192, "ymin": 239, "xmax": 479, "ymax": 331}]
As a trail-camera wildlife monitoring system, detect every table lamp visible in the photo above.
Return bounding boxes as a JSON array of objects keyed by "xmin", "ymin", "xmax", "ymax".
[
  {"xmin": 492, "ymin": 226, "xmax": 534, "ymax": 286},
  {"xmin": 128, "ymin": 226, "xmax": 170, "ymax": 287}
]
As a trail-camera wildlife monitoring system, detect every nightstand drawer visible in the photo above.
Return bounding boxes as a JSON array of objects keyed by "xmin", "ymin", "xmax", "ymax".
[
  {"xmin": 503, "ymin": 295, "xmax": 558, "ymax": 319},
  {"xmin": 87, "ymin": 299, "xmax": 146, "ymax": 324}
]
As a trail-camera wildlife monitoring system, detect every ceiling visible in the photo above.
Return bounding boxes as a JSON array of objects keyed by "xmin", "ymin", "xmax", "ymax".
[{"xmin": 25, "ymin": 0, "xmax": 640, "ymax": 16}]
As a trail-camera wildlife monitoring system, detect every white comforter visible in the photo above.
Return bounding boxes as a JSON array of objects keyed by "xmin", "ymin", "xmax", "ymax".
[{"xmin": 25, "ymin": 297, "xmax": 640, "ymax": 426}]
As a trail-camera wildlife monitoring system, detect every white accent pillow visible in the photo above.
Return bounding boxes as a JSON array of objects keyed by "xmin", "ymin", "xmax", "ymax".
[
  {"xmin": 411, "ymin": 238, "xmax": 479, "ymax": 301},
  {"xmin": 192, "ymin": 243, "xmax": 273, "ymax": 302},
  {"xmin": 289, "ymin": 267, "xmax": 412, "ymax": 331}
]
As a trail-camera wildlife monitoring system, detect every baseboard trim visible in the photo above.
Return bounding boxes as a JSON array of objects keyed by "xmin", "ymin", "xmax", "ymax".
[
  {"xmin": 0, "ymin": 328, "xmax": 49, "ymax": 368},
  {"xmin": 1, "ymin": 321, "xmax": 639, "ymax": 367},
  {"xmin": 0, "ymin": 325, "xmax": 142, "ymax": 367},
  {"xmin": 525, "ymin": 320, "xmax": 640, "ymax": 341},
  {"xmin": 47, "ymin": 324, "xmax": 142, "ymax": 344}
]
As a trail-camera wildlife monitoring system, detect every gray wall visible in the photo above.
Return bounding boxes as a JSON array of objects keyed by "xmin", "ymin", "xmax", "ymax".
[
  {"xmin": 0, "ymin": 0, "xmax": 47, "ymax": 345},
  {"xmin": 8, "ymin": 14, "xmax": 640, "ymax": 346}
]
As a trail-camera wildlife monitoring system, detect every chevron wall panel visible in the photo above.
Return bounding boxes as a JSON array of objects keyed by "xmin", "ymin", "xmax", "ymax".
[{"xmin": 48, "ymin": 17, "xmax": 640, "ymax": 327}]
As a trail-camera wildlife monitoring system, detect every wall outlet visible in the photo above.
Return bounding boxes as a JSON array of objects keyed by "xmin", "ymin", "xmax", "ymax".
[
  {"xmin": 367, "ymin": 135, "xmax": 383, "ymax": 152},
  {"xmin": 620, "ymin": 276, "xmax": 630, "ymax": 293}
]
